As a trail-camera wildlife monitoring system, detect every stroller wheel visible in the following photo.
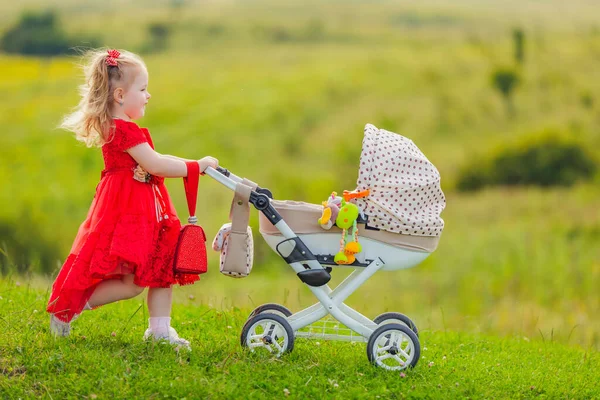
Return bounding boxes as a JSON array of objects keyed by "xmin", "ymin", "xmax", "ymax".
[
  {"xmin": 367, "ymin": 323, "xmax": 420, "ymax": 371},
  {"xmin": 373, "ymin": 312, "xmax": 419, "ymax": 336},
  {"xmin": 241, "ymin": 313, "xmax": 295, "ymax": 357},
  {"xmin": 247, "ymin": 303, "xmax": 292, "ymax": 320}
]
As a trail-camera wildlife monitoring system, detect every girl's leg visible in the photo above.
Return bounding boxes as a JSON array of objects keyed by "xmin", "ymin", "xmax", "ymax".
[
  {"xmin": 88, "ymin": 274, "xmax": 145, "ymax": 308},
  {"xmin": 146, "ymin": 287, "xmax": 172, "ymax": 336},
  {"xmin": 51, "ymin": 274, "xmax": 143, "ymax": 337},
  {"xmin": 147, "ymin": 287, "xmax": 172, "ymax": 318},
  {"xmin": 145, "ymin": 286, "xmax": 190, "ymax": 349}
]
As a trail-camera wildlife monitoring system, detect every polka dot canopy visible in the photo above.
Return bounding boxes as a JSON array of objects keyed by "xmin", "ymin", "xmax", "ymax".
[{"xmin": 353, "ymin": 124, "xmax": 445, "ymax": 237}]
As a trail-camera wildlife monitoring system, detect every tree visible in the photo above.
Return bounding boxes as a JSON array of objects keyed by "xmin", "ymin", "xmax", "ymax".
[
  {"xmin": 491, "ymin": 68, "xmax": 520, "ymax": 116},
  {"xmin": 513, "ymin": 28, "xmax": 525, "ymax": 64}
]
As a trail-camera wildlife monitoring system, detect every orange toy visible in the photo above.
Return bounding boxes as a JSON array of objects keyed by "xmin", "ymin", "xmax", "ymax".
[{"xmin": 342, "ymin": 189, "xmax": 370, "ymax": 202}]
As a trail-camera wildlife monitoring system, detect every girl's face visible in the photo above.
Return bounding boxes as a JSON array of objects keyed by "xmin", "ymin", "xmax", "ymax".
[{"xmin": 121, "ymin": 68, "xmax": 151, "ymax": 120}]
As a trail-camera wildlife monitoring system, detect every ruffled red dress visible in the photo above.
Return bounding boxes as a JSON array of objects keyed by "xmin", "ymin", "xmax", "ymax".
[{"xmin": 47, "ymin": 119, "xmax": 199, "ymax": 322}]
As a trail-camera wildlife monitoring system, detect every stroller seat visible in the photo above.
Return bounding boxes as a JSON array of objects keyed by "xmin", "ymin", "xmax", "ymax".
[
  {"xmin": 259, "ymin": 123, "xmax": 445, "ymax": 272},
  {"xmin": 259, "ymin": 200, "xmax": 439, "ymax": 271}
]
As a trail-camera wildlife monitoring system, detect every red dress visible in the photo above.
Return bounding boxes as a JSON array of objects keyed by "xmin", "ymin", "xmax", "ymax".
[{"xmin": 47, "ymin": 119, "xmax": 199, "ymax": 322}]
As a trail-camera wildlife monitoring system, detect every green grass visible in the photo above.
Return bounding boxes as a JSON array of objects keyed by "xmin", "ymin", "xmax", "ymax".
[{"xmin": 1, "ymin": 278, "xmax": 599, "ymax": 399}]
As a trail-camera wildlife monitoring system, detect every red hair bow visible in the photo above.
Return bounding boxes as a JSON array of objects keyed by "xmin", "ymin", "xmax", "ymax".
[{"xmin": 106, "ymin": 49, "xmax": 120, "ymax": 66}]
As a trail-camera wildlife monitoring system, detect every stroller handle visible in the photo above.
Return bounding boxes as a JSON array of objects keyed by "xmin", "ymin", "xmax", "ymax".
[
  {"xmin": 204, "ymin": 166, "xmax": 273, "ymax": 199},
  {"xmin": 204, "ymin": 166, "xmax": 239, "ymax": 190}
]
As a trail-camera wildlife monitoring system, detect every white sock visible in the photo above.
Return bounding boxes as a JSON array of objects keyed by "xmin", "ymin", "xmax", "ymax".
[
  {"xmin": 149, "ymin": 317, "xmax": 171, "ymax": 337},
  {"xmin": 50, "ymin": 314, "xmax": 71, "ymax": 337},
  {"xmin": 51, "ymin": 314, "xmax": 69, "ymax": 326}
]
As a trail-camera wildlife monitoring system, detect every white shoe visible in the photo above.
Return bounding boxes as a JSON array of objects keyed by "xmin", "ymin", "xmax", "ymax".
[
  {"xmin": 50, "ymin": 314, "xmax": 71, "ymax": 337},
  {"xmin": 143, "ymin": 327, "xmax": 191, "ymax": 351}
]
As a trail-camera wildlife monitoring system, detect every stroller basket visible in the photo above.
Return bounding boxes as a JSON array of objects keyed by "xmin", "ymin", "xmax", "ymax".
[{"xmin": 296, "ymin": 317, "xmax": 369, "ymax": 343}]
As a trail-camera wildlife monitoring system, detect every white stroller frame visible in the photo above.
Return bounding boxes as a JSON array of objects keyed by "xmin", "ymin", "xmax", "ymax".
[{"xmin": 206, "ymin": 166, "xmax": 426, "ymax": 371}]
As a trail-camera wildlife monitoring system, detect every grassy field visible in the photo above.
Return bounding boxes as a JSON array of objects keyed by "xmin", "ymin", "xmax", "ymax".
[
  {"xmin": 1, "ymin": 278, "xmax": 599, "ymax": 399},
  {"xmin": 0, "ymin": 1, "xmax": 599, "ymax": 396}
]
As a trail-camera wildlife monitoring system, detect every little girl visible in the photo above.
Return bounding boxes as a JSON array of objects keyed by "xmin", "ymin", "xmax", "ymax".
[{"xmin": 46, "ymin": 48, "xmax": 217, "ymax": 350}]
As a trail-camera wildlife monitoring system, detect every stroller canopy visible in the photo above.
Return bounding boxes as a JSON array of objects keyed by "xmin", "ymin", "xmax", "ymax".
[{"xmin": 354, "ymin": 124, "xmax": 445, "ymax": 237}]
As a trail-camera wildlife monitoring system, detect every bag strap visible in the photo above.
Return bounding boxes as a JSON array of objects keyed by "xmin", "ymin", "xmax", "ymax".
[
  {"xmin": 230, "ymin": 183, "xmax": 252, "ymax": 234},
  {"xmin": 183, "ymin": 161, "xmax": 200, "ymax": 224}
]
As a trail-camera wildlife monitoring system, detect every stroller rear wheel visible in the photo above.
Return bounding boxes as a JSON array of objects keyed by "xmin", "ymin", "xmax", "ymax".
[
  {"xmin": 367, "ymin": 323, "xmax": 420, "ymax": 371},
  {"xmin": 241, "ymin": 313, "xmax": 295, "ymax": 357},
  {"xmin": 373, "ymin": 312, "xmax": 419, "ymax": 336},
  {"xmin": 247, "ymin": 303, "xmax": 292, "ymax": 320}
]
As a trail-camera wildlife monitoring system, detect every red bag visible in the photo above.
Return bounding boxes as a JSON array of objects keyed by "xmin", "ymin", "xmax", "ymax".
[{"xmin": 173, "ymin": 161, "xmax": 208, "ymax": 275}]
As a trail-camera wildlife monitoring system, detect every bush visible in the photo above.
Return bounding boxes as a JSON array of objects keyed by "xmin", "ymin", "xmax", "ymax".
[
  {"xmin": 456, "ymin": 132, "xmax": 598, "ymax": 191},
  {"xmin": 1, "ymin": 10, "xmax": 98, "ymax": 56},
  {"xmin": 1, "ymin": 11, "xmax": 71, "ymax": 56},
  {"xmin": 0, "ymin": 216, "xmax": 61, "ymax": 275},
  {"xmin": 141, "ymin": 22, "xmax": 172, "ymax": 53}
]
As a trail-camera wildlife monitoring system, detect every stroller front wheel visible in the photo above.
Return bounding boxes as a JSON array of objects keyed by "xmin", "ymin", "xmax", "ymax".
[
  {"xmin": 247, "ymin": 303, "xmax": 292, "ymax": 320},
  {"xmin": 241, "ymin": 313, "xmax": 295, "ymax": 357},
  {"xmin": 367, "ymin": 323, "xmax": 420, "ymax": 371}
]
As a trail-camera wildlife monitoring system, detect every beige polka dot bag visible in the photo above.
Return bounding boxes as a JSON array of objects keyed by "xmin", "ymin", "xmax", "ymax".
[{"xmin": 212, "ymin": 182, "xmax": 254, "ymax": 278}]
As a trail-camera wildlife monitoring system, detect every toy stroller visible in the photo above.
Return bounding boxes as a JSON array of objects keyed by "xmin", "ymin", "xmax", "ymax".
[{"xmin": 205, "ymin": 124, "xmax": 446, "ymax": 370}]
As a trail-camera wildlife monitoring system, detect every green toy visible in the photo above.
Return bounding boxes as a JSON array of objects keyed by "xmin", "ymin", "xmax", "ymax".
[{"xmin": 333, "ymin": 198, "xmax": 363, "ymax": 265}]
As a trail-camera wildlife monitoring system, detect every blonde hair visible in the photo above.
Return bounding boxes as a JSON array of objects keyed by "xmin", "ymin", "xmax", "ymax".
[{"xmin": 61, "ymin": 48, "xmax": 146, "ymax": 147}]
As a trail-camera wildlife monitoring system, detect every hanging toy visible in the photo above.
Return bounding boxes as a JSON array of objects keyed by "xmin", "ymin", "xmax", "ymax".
[
  {"xmin": 333, "ymin": 198, "xmax": 363, "ymax": 265},
  {"xmin": 317, "ymin": 192, "xmax": 342, "ymax": 230},
  {"xmin": 332, "ymin": 189, "xmax": 370, "ymax": 265}
]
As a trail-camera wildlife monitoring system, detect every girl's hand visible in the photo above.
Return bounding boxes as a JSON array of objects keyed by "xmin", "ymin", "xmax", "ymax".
[
  {"xmin": 198, "ymin": 156, "xmax": 219, "ymax": 173},
  {"xmin": 133, "ymin": 165, "xmax": 150, "ymax": 182}
]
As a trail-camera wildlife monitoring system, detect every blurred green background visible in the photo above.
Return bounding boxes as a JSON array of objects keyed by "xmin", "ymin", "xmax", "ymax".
[{"xmin": 1, "ymin": 0, "xmax": 599, "ymax": 348}]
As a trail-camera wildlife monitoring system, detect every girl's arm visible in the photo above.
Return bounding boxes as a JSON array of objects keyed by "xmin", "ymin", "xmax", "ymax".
[
  {"xmin": 127, "ymin": 144, "xmax": 218, "ymax": 178},
  {"xmin": 162, "ymin": 154, "xmax": 193, "ymax": 163},
  {"xmin": 127, "ymin": 143, "xmax": 187, "ymax": 177}
]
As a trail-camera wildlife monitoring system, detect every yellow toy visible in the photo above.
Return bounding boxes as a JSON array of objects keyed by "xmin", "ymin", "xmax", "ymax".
[{"xmin": 317, "ymin": 192, "xmax": 341, "ymax": 229}]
